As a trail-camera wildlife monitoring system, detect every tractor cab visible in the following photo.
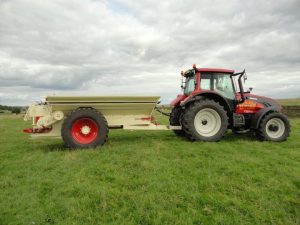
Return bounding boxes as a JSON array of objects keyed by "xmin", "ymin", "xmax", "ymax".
[
  {"xmin": 181, "ymin": 65, "xmax": 242, "ymax": 102},
  {"xmin": 178, "ymin": 65, "xmax": 261, "ymax": 111},
  {"xmin": 169, "ymin": 64, "xmax": 290, "ymax": 142},
  {"xmin": 175, "ymin": 65, "xmax": 241, "ymax": 113}
]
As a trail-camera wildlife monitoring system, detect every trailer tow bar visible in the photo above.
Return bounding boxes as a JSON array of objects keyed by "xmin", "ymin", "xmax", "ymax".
[{"xmin": 155, "ymin": 106, "xmax": 171, "ymax": 117}]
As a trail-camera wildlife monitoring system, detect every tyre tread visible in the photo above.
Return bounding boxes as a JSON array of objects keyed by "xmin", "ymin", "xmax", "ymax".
[
  {"xmin": 61, "ymin": 107, "xmax": 109, "ymax": 149},
  {"xmin": 256, "ymin": 112, "xmax": 290, "ymax": 142},
  {"xmin": 181, "ymin": 99, "xmax": 228, "ymax": 141},
  {"xmin": 169, "ymin": 107, "xmax": 185, "ymax": 137}
]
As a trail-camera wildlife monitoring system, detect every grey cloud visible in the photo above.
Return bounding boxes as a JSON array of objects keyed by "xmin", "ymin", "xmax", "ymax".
[{"xmin": 0, "ymin": 0, "xmax": 299, "ymax": 105}]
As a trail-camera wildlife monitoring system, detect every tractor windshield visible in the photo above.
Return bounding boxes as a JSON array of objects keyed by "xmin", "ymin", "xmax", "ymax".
[{"xmin": 184, "ymin": 75, "xmax": 196, "ymax": 95}]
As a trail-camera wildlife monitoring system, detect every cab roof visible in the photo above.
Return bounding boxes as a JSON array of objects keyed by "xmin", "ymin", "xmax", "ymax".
[{"xmin": 196, "ymin": 68, "xmax": 234, "ymax": 73}]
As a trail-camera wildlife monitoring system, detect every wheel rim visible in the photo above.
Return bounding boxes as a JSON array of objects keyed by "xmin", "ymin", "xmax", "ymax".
[
  {"xmin": 194, "ymin": 108, "xmax": 221, "ymax": 137},
  {"xmin": 265, "ymin": 118, "xmax": 285, "ymax": 139},
  {"xmin": 71, "ymin": 118, "xmax": 99, "ymax": 144}
]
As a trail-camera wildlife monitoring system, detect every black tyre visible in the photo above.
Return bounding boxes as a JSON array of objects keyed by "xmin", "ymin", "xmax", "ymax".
[
  {"xmin": 181, "ymin": 99, "xmax": 228, "ymax": 141},
  {"xmin": 256, "ymin": 112, "xmax": 290, "ymax": 142},
  {"xmin": 61, "ymin": 108, "xmax": 108, "ymax": 149},
  {"xmin": 169, "ymin": 107, "xmax": 185, "ymax": 137}
]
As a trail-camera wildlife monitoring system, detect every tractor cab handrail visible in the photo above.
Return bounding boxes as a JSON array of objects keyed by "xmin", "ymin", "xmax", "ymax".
[{"xmin": 232, "ymin": 70, "xmax": 245, "ymax": 77}]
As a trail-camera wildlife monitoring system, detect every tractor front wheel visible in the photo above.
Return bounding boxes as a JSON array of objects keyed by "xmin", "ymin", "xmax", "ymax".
[
  {"xmin": 256, "ymin": 112, "xmax": 290, "ymax": 141},
  {"xmin": 182, "ymin": 99, "xmax": 228, "ymax": 141}
]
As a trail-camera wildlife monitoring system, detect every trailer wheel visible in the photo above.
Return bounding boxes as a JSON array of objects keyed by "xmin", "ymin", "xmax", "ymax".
[
  {"xmin": 169, "ymin": 107, "xmax": 185, "ymax": 137},
  {"xmin": 256, "ymin": 112, "xmax": 290, "ymax": 142},
  {"xmin": 181, "ymin": 99, "xmax": 228, "ymax": 141},
  {"xmin": 61, "ymin": 108, "xmax": 108, "ymax": 149}
]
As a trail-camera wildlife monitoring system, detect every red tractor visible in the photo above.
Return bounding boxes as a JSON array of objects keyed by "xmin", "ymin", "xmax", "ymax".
[{"xmin": 169, "ymin": 65, "xmax": 291, "ymax": 141}]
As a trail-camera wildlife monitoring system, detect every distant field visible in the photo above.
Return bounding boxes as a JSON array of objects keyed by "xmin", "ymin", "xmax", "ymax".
[
  {"xmin": 0, "ymin": 110, "xmax": 12, "ymax": 114},
  {"xmin": 0, "ymin": 114, "xmax": 299, "ymax": 225},
  {"xmin": 277, "ymin": 98, "xmax": 300, "ymax": 106}
]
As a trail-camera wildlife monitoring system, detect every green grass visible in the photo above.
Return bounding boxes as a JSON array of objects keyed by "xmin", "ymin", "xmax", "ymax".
[
  {"xmin": 277, "ymin": 98, "xmax": 300, "ymax": 106},
  {"xmin": 0, "ymin": 114, "xmax": 299, "ymax": 225}
]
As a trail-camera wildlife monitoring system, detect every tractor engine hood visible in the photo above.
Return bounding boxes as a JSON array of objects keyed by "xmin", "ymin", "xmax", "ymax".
[
  {"xmin": 235, "ymin": 93, "xmax": 282, "ymax": 114},
  {"xmin": 237, "ymin": 93, "xmax": 282, "ymax": 109}
]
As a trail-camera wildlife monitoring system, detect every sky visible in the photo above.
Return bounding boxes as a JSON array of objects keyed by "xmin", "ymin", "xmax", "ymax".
[{"xmin": 0, "ymin": 0, "xmax": 299, "ymax": 105}]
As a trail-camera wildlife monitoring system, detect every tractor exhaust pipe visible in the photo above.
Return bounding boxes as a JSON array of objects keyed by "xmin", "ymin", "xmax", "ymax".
[{"xmin": 233, "ymin": 70, "xmax": 246, "ymax": 103}]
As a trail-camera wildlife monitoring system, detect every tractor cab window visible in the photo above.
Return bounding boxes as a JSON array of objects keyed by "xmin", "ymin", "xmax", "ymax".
[
  {"xmin": 213, "ymin": 74, "xmax": 235, "ymax": 99},
  {"xmin": 184, "ymin": 76, "xmax": 196, "ymax": 95},
  {"xmin": 200, "ymin": 73, "xmax": 235, "ymax": 100},
  {"xmin": 200, "ymin": 74, "xmax": 211, "ymax": 90}
]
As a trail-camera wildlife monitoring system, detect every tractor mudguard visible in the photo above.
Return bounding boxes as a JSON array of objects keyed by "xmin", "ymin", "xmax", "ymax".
[
  {"xmin": 170, "ymin": 94, "xmax": 186, "ymax": 107},
  {"xmin": 180, "ymin": 92, "xmax": 233, "ymax": 112},
  {"xmin": 250, "ymin": 106, "xmax": 279, "ymax": 129},
  {"xmin": 180, "ymin": 95, "xmax": 203, "ymax": 107}
]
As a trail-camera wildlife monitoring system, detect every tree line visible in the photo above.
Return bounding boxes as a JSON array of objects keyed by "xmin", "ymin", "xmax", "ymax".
[{"xmin": 0, "ymin": 105, "xmax": 24, "ymax": 114}]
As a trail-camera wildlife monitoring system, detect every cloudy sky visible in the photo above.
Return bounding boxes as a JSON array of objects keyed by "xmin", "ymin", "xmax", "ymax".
[{"xmin": 0, "ymin": 0, "xmax": 299, "ymax": 105}]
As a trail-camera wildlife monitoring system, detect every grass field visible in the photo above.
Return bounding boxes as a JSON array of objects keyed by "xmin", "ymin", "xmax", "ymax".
[
  {"xmin": 0, "ymin": 114, "xmax": 299, "ymax": 225},
  {"xmin": 277, "ymin": 98, "xmax": 300, "ymax": 106}
]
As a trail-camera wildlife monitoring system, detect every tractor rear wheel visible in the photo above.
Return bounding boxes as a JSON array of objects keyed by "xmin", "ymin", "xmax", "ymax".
[
  {"xmin": 256, "ymin": 112, "xmax": 290, "ymax": 141},
  {"xmin": 61, "ymin": 108, "xmax": 108, "ymax": 149},
  {"xmin": 169, "ymin": 107, "xmax": 185, "ymax": 137},
  {"xmin": 182, "ymin": 99, "xmax": 228, "ymax": 141}
]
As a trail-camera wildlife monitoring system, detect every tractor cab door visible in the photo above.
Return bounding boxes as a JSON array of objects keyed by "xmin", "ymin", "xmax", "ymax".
[
  {"xmin": 200, "ymin": 73, "xmax": 237, "ymax": 109},
  {"xmin": 213, "ymin": 75, "xmax": 236, "ymax": 100}
]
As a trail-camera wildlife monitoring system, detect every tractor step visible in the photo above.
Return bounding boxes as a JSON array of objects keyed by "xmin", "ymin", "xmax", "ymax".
[{"xmin": 233, "ymin": 113, "xmax": 245, "ymax": 127}]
